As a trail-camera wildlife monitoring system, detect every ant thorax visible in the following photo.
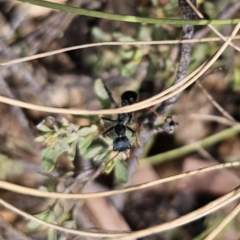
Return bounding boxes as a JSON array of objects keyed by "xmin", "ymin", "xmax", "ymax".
[
  {"xmin": 114, "ymin": 124, "xmax": 126, "ymax": 136},
  {"xmin": 117, "ymin": 113, "xmax": 130, "ymax": 125}
]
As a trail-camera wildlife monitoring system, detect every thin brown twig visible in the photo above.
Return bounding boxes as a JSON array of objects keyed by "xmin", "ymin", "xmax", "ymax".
[
  {"xmin": 0, "ymin": 161, "xmax": 239, "ymax": 199},
  {"xmin": 196, "ymin": 81, "xmax": 235, "ymax": 121},
  {"xmin": 1, "ymin": 184, "xmax": 240, "ymax": 239},
  {"xmin": 186, "ymin": 0, "xmax": 240, "ymax": 52},
  {"xmin": 2, "ymin": 36, "xmax": 240, "ymax": 66},
  {"xmin": 194, "ymin": 1, "xmax": 240, "ymax": 39}
]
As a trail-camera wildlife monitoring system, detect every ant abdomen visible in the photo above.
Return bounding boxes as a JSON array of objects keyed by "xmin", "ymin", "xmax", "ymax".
[{"xmin": 113, "ymin": 136, "xmax": 131, "ymax": 152}]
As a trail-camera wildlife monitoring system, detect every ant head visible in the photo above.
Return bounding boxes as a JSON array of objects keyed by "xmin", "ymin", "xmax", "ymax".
[{"xmin": 121, "ymin": 91, "xmax": 138, "ymax": 106}]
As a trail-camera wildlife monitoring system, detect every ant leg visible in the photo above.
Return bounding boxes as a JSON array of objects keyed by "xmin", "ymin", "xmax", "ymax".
[
  {"xmin": 127, "ymin": 112, "xmax": 139, "ymax": 131},
  {"xmin": 131, "ymin": 114, "xmax": 139, "ymax": 129},
  {"xmin": 127, "ymin": 126, "xmax": 141, "ymax": 147},
  {"xmin": 126, "ymin": 126, "xmax": 141, "ymax": 147},
  {"xmin": 102, "ymin": 126, "xmax": 115, "ymax": 136},
  {"xmin": 102, "ymin": 81, "xmax": 119, "ymax": 108},
  {"xmin": 125, "ymin": 149, "xmax": 130, "ymax": 159},
  {"xmin": 102, "ymin": 117, "xmax": 117, "ymax": 122},
  {"xmin": 125, "ymin": 150, "xmax": 139, "ymax": 164},
  {"xmin": 128, "ymin": 113, "xmax": 133, "ymax": 123},
  {"xmin": 100, "ymin": 117, "xmax": 116, "ymax": 132},
  {"xmin": 126, "ymin": 126, "xmax": 135, "ymax": 136}
]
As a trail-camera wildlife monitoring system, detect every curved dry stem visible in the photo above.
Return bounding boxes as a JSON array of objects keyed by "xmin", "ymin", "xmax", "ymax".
[
  {"xmin": 1, "ymin": 36, "xmax": 240, "ymax": 66},
  {"xmin": 204, "ymin": 201, "xmax": 240, "ymax": 240},
  {"xmin": 0, "ymin": 21, "xmax": 240, "ymax": 115},
  {"xmin": 114, "ymin": 185, "xmax": 240, "ymax": 240},
  {"xmin": 196, "ymin": 81, "xmax": 235, "ymax": 121},
  {"xmin": 187, "ymin": 113, "xmax": 237, "ymax": 126},
  {"xmin": 186, "ymin": 0, "xmax": 240, "ymax": 52},
  {"xmin": 1, "ymin": 185, "xmax": 240, "ymax": 239},
  {"xmin": 0, "ymin": 161, "xmax": 239, "ymax": 199},
  {"xmin": 0, "ymin": 198, "xmax": 127, "ymax": 238}
]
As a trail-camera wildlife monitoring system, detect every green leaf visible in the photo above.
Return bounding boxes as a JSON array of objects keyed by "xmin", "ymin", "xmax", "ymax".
[
  {"xmin": 80, "ymin": 138, "xmax": 108, "ymax": 159},
  {"xmin": 45, "ymin": 210, "xmax": 54, "ymax": 223},
  {"xmin": 114, "ymin": 160, "xmax": 128, "ymax": 184},
  {"xmin": 138, "ymin": 26, "xmax": 152, "ymax": 41},
  {"xmin": 41, "ymin": 145, "xmax": 57, "ymax": 172},
  {"xmin": 204, "ymin": 2, "xmax": 218, "ymax": 18},
  {"xmin": 78, "ymin": 133, "xmax": 96, "ymax": 156},
  {"xmin": 53, "ymin": 203, "xmax": 64, "ymax": 220},
  {"xmin": 27, "ymin": 219, "xmax": 41, "ymax": 229},
  {"xmin": 58, "ymin": 211, "xmax": 70, "ymax": 223},
  {"xmin": 44, "ymin": 132, "xmax": 55, "ymax": 142},
  {"xmin": 120, "ymin": 49, "xmax": 135, "ymax": 60},
  {"xmin": 63, "ymin": 220, "xmax": 76, "ymax": 229},
  {"xmin": 113, "ymin": 32, "xmax": 135, "ymax": 41},
  {"xmin": 46, "ymin": 229, "xmax": 57, "ymax": 240},
  {"xmin": 92, "ymin": 27, "xmax": 112, "ymax": 41},
  {"xmin": 57, "ymin": 139, "xmax": 69, "ymax": 151},
  {"xmin": 78, "ymin": 125, "xmax": 98, "ymax": 137},
  {"xmin": 104, "ymin": 159, "xmax": 115, "ymax": 174},
  {"xmin": 82, "ymin": 146, "xmax": 104, "ymax": 158},
  {"xmin": 233, "ymin": 66, "xmax": 240, "ymax": 91},
  {"xmin": 94, "ymin": 151, "xmax": 108, "ymax": 161},
  {"xmin": 65, "ymin": 132, "xmax": 79, "ymax": 143},
  {"xmin": 67, "ymin": 139, "xmax": 78, "ymax": 161},
  {"xmin": 94, "ymin": 79, "xmax": 111, "ymax": 108},
  {"xmin": 224, "ymin": 155, "xmax": 240, "ymax": 162},
  {"xmin": 28, "ymin": 209, "xmax": 50, "ymax": 229},
  {"xmin": 61, "ymin": 117, "xmax": 69, "ymax": 127},
  {"xmin": 37, "ymin": 122, "xmax": 52, "ymax": 132},
  {"xmin": 35, "ymin": 135, "xmax": 45, "ymax": 142},
  {"xmin": 41, "ymin": 139, "xmax": 69, "ymax": 172},
  {"xmin": 121, "ymin": 61, "xmax": 139, "ymax": 77}
]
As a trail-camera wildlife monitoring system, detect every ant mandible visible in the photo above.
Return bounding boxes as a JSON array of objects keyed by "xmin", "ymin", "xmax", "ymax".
[{"xmin": 101, "ymin": 83, "xmax": 138, "ymax": 153}]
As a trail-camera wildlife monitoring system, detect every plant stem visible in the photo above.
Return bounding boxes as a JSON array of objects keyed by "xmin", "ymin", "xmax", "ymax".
[
  {"xmin": 141, "ymin": 126, "xmax": 240, "ymax": 164},
  {"xmin": 17, "ymin": 0, "xmax": 240, "ymax": 25}
]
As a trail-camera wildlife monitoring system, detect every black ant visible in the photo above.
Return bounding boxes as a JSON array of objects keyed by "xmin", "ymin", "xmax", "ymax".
[{"xmin": 101, "ymin": 83, "xmax": 138, "ymax": 153}]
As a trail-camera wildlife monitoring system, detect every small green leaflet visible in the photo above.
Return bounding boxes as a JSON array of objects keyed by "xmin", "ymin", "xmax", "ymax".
[
  {"xmin": 35, "ymin": 135, "xmax": 45, "ymax": 142},
  {"xmin": 28, "ymin": 209, "xmax": 52, "ymax": 229},
  {"xmin": 78, "ymin": 125, "xmax": 98, "ymax": 137},
  {"xmin": 82, "ymin": 144, "xmax": 106, "ymax": 159},
  {"xmin": 46, "ymin": 228, "xmax": 57, "ymax": 240},
  {"xmin": 65, "ymin": 132, "xmax": 78, "ymax": 143},
  {"xmin": 37, "ymin": 121, "xmax": 53, "ymax": 132},
  {"xmin": 114, "ymin": 160, "xmax": 128, "ymax": 184},
  {"xmin": 67, "ymin": 139, "xmax": 78, "ymax": 161},
  {"xmin": 104, "ymin": 159, "xmax": 115, "ymax": 174},
  {"xmin": 41, "ymin": 139, "xmax": 69, "ymax": 172},
  {"xmin": 78, "ymin": 133, "xmax": 96, "ymax": 157}
]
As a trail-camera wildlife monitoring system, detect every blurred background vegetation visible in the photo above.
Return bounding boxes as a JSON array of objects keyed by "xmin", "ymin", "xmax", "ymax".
[{"xmin": 0, "ymin": 0, "xmax": 240, "ymax": 239}]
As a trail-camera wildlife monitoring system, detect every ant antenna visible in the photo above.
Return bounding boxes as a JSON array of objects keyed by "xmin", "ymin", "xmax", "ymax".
[{"xmin": 102, "ymin": 81, "xmax": 118, "ymax": 108}]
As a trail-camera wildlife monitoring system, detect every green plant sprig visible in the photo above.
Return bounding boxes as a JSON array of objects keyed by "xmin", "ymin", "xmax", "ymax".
[
  {"xmin": 17, "ymin": 0, "xmax": 240, "ymax": 25},
  {"xmin": 141, "ymin": 126, "xmax": 240, "ymax": 164}
]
